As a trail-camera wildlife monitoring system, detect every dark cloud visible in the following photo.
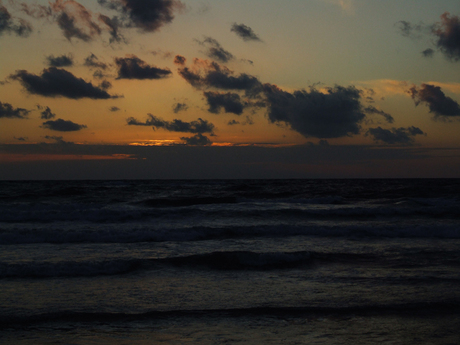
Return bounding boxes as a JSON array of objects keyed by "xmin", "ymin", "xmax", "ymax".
[
  {"xmin": 196, "ymin": 37, "xmax": 234, "ymax": 63},
  {"xmin": 231, "ymin": 23, "xmax": 261, "ymax": 42},
  {"xmin": 263, "ymin": 84, "xmax": 366, "ymax": 139},
  {"xmin": 204, "ymin": 91, "xmax": 245, "ymax": 115},
  {"xmin": 181, "ymin": 133, "xmax": 212, "ymax": 146},
  {"xmin": 178, "ymin": 59, "xmax": 262, "ymax": 97},
  {"xmin": 46, "ymin": 54, "xmax": 74, "ymax": 67},
  {"xmin": 98, "ymin": 14, "xmax": 124, "ymax": 43},
  {"xmin": 10, "ymin": 67, "xmax": 116, "ymax": 99},
  {"xmin": 0, "ymin": 101, "xmax": 30, "ymax": 119},
  {"xmin": 367, "ymin": 126, "xmax": 425, "ymax": 145},
  {"xmin": 42, "ymin": 118, "xmax": 87, "ymax": 132},
  {"xmin": 0, "ymin": 4, "xmax": 32, "ymax": 37},
  {"xmin": 364, "ymin": 106, "xmax": 394, "ymax": 123},
  {"xmin": 97, "ymin": 0, "xmax": 184, "ymax": 32},
  {"xmin": 422, "ymin": 48, "xmax": 435, "ymax": 58},
  {"xmin": 84, "ymin": 53, "xmax": 109, "ymax": 70},
  {"xmin": 98, "ymin": 80, "xmax": 112, "ymax": 90},
  {"xmin": 50, "ymin": 0, "xmax": 101, "ymax": 42},
  {"xmin": 228, "ymin": 120, "xmax": 240, "ymax": 125},
  {"xmin": 172, "ymin": 102, "xmax": 188, "ymax": 113},
  {"xmin": 174, "ymin": 55, "xmax": 186, "ymax": 65},
  {"xmin": 93, "ymin": 70, "xmax": 110, "ymax": 79},
  {"xmin": 115, "ymin": 55, "xmax": 171, "ymax": 79},
  {"xmin": 40, "ymin": 106, "xmax": 56, "ymax": 119},
  {"xmin": 109, "ymin": 106, "xmax": 121, "ymax": 112},
  {"xmin": 432, "ymin": 12, "xmax": 460, "ymax": 61},
  {"xmin": 398, "ymin": 13, "xmax": 460, "ymax": 62},
  {"xmin": 127, "ymin": 114, "xmax": 215, "ymax": 134},
  {"xmin": 409, "ymin": 83, "xmax": 460, "ymax": 117}
]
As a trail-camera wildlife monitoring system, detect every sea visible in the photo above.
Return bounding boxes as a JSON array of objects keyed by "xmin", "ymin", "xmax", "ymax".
[{"xmin": 0, "ymin": 179, "xmax": 459, "ymax": 344}]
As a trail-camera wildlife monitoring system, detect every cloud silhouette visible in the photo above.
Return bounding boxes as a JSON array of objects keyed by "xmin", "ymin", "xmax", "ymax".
[
  {"xmin": 433, "ymin": 12, "xmax": 460, "ymax": 61},
  {"xmin": 42, "ymin": 118, "xmax": 87, "ymax": 131},
  {"xmin": 262, "ymin": 84, "xmax": 366, "ymax": 138},
  {"xmin": 115, "ymin": 55, "xmax": 171, "ymax": 79},
  {"xmin": 0, "ymin": 4, "xmax": 32, "ymax": 37},
  {"xmin": 409, "ymin": 83, "xmax": 460, "ymax": 117},
  {"xmin": 367, "ymin": 126, "xmax": 425, "ymax": 145},
  {"xmin": 196, "ymin": 37, "xmax": 234, "ymax": 63},
  {"xmin": 46, "ymin": 54, "xmax": 74, "ymax": 67},
  {"xmin": 50, "ymin": 0, "xmax": 101, "ymax": 41},
  {"xmin": 231, "ymin": 23, "xmax": 261, "ymax": 41},
  {"xmin": 204, "ymin": 91, "xmax": 245, "ymax": 115},
  {"xmin": 10, "ymin": 67, "xmax": 116, "ymax": 99},
  {"xmin": 364, "ymin": 106, "xmax": 394, "ymax": 123},
  {"xmin": 0, "ymin": 101, "xmax": 30, "ymax": 119},
  {"xmin": 97, "ymin": 0, "xmax": 184, "ymax": 32},
  {"xmin": 40, "ymin": 106, "xmax": 57, "ymax": 119},
  {"xmin": 172, "ymin": 102, "xmax": 188, "ymax": 113},
  {"xmin": 84, "ymin": 53, "xmax": 109, "ymax": 70},
  {"xmin": 178, "ymin": 58, "xmax": 262, "ymax": 97},
  {"xmin": 127, "ymin": 114, "xmax": 215, "ymax": 133}
]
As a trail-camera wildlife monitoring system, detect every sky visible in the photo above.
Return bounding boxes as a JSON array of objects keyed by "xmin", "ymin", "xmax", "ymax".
[{"xmin": 1, "ymin": 0, "xmax": 460, "ymax": 179}]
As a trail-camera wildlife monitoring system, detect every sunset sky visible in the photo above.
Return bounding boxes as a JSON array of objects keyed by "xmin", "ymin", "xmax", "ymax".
[{"xmin": 1, "ymin": 0, "xmax": 460, "ymax": 179}]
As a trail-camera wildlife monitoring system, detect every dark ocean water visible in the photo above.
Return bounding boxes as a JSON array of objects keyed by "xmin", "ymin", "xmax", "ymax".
[{"xmin": 0, "ymin": 179, "xmax": 459, "ymax": 344}]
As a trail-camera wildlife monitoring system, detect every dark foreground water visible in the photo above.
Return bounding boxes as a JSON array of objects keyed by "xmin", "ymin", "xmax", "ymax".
[{"xmin": 0, "ymin": 179, "xmax": 459, "ymax": 344}]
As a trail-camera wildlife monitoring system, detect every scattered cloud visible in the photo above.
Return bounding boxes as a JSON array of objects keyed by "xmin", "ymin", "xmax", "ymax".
[
  {"xmin": 395, "ymin": 20, "xmax": 425, "ymax": 39},
  {"xmin": 174, "ymin": 55, "xmax": 186, "ymax": 65},
  {"xmin": 97, "ymin": 0, "xmax": 185, "ymax": 33},
  {"xmin": 0, "ymin": 4, "xmax": 32, "ymax": 37},
  {"xmin": 364, "ymin": 106, "xmax": 394, "ymax": 123},
  {"xmin": 172, "ymin": 102, "xmax": 188, "ymax": 113},
  {"xmin": 115, "ymin": 55, "xmax": 172, "ymax": 79},
  {"xmin": 231, "ymin": 23, "xmax": 262, "ymax": 42},
  {"xmin": 433, "ymin": 12, "xmax": 460, "ymax": 61},
  {"xmin": 109, "ymin": 106, "xmax": 121, "ymax": 112},
  {"xmin": 98, "ymin": 14, "xmax": 124, "ymax": 43},
  {"xmin": 178, "ymin": 58, "xmax": 262, "ymax": 97},
  {"xmin": 84, "ymin": 53, "xmax": 109, "ymax": 70},
  {"xmin": 409, "ymin": 83, "xmax": 460, "ymax": 118},
  {"xmin": 397, "ymin": 13, "xmax": 460, "ymax": 62},
  {"xmin": 367, "ymin": 126, "xmax": 425, "ymax": 145},
  {"xmin": 422, "ymin": 48, "xmax": 435, "ymax": 58},
  {"xmin": 262, "ymin": 84, "xmax": 366, "ymax": 139},
  {"xmin": 0, "ymin": 101, "xmax": 30, "ymax": 119},
  {"xmin": 42, "ymin": 118, "xmax": 87, "ymax": 131},
  {"xmin": 127, "ymin": 114, "xmax": 215, "ymax": 134},
  {"xmin": 196, "ymin": 36, "xmax": 234, "ymax": 63},
  {"xmin": 10, "ymin": 67, "xmax": 116, "ymax": 99},
  {"xmin": 181, "ymin": 133, "xmax": 212, "ymax": 146},
  {"xmin": 39, "ymin": 106, "xmax": 57, "ymax": 119},
  {"xmin": 46, "ymin": 54, "xmax": 74, "ymax": 67},
  {"xmin": 204, "ymin": 91, "xmax": 245, "ymax": 115},
  {"xmin": 50, "ymin": 0, "xmax": 102, "ymax": 42}
]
